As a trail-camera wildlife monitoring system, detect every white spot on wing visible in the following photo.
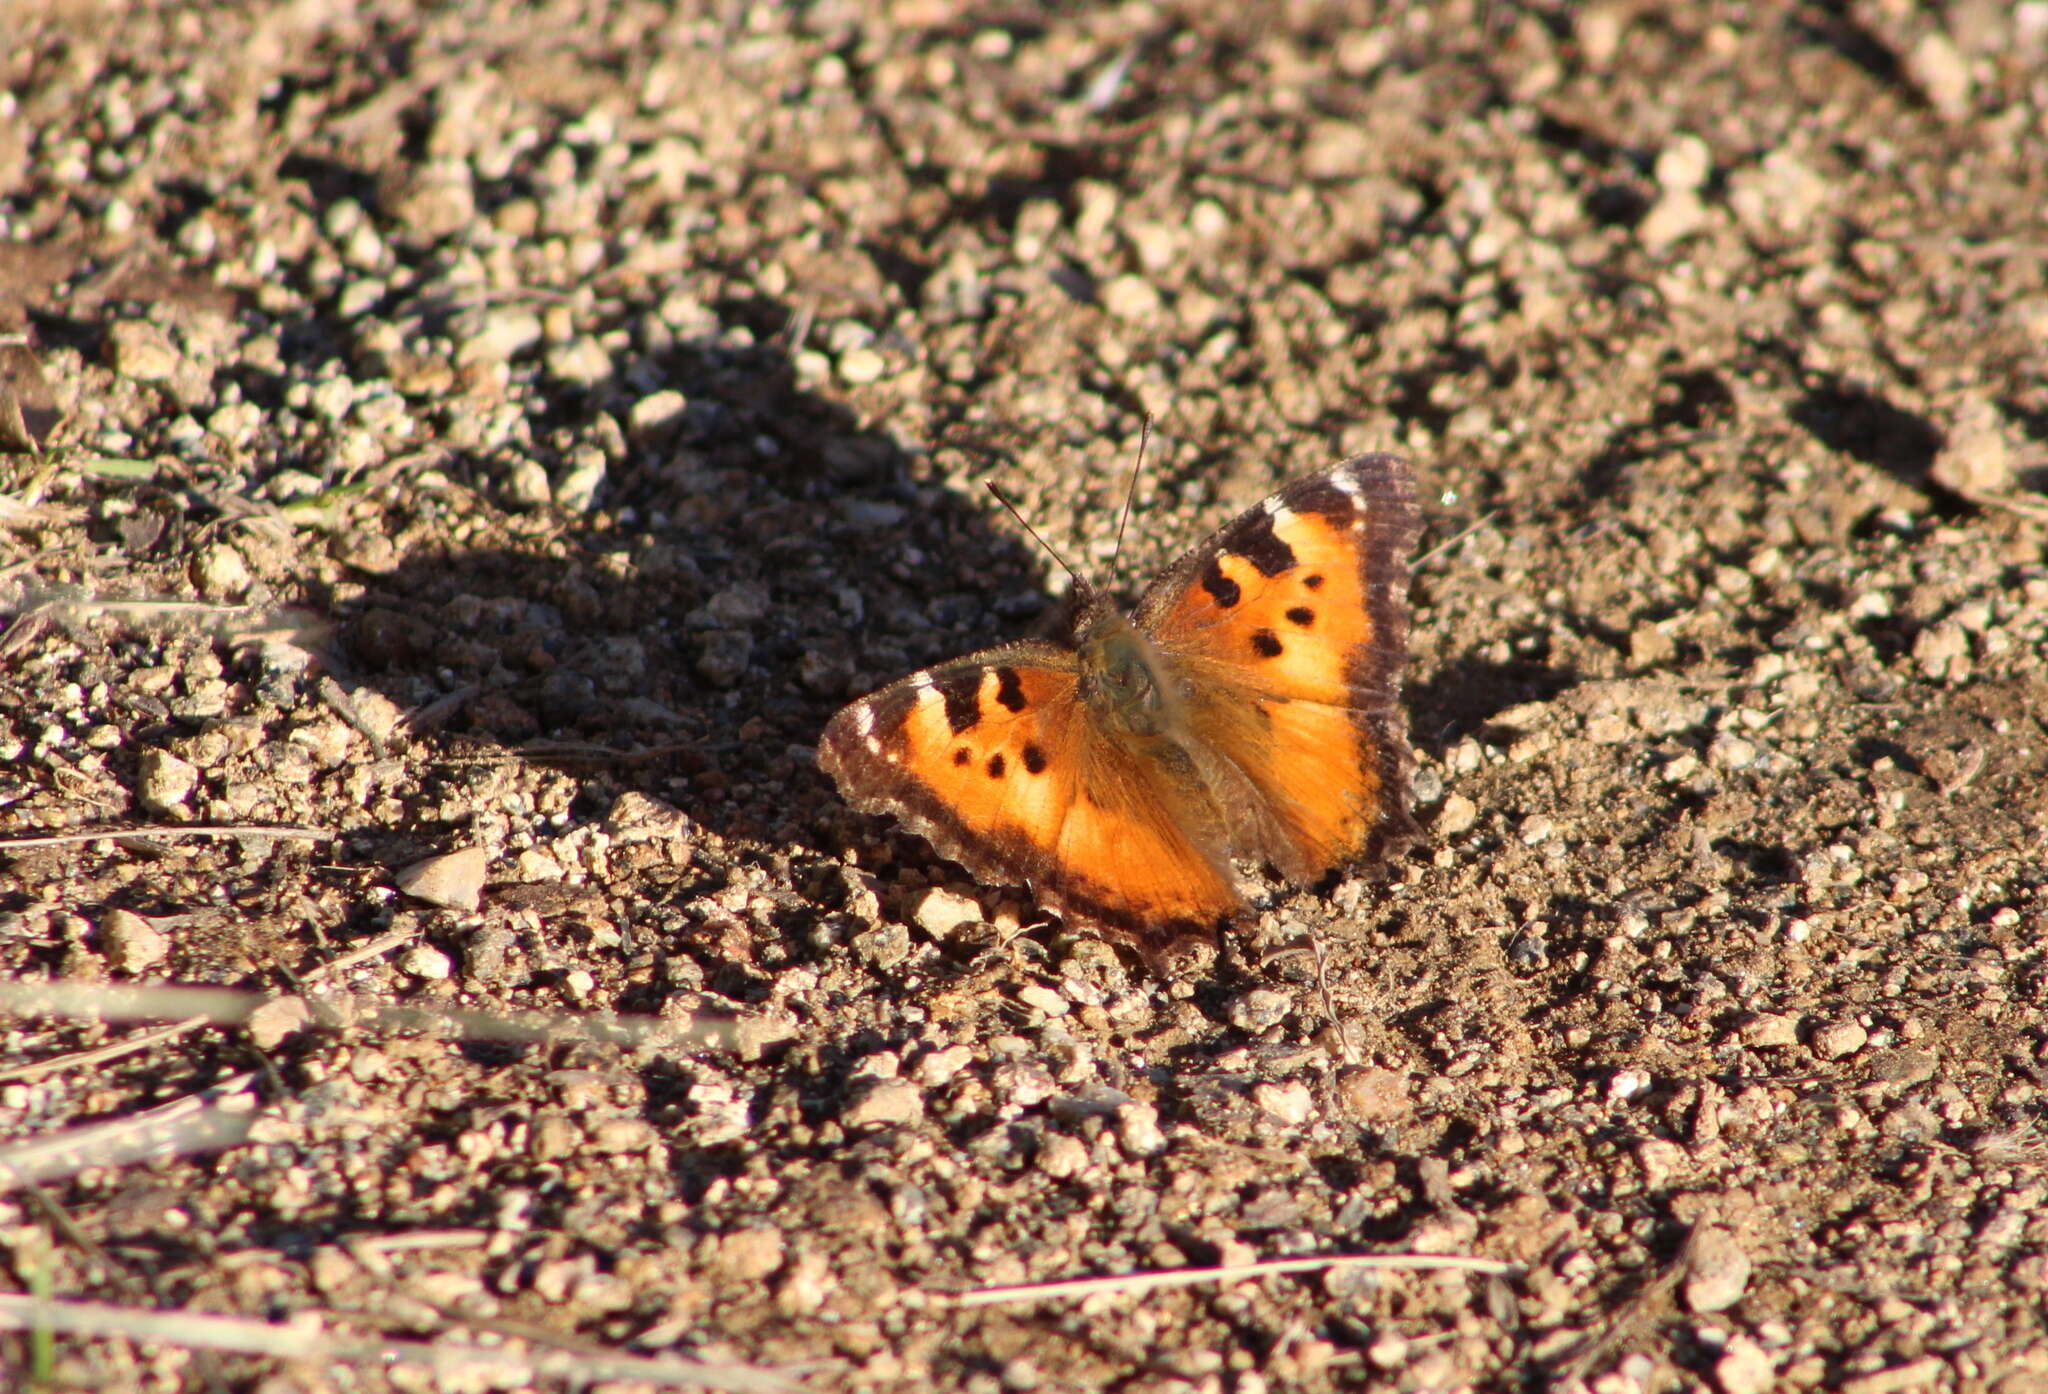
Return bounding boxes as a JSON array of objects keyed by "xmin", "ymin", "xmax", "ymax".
[{"xmin": 852, "ymin": 705, "xmax": 875, "ymax": 737}]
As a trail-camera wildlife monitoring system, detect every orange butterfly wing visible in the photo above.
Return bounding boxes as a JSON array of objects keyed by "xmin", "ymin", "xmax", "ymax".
[
  {"xmin": 817, "ymin": 646, "xmax": 1244, "ymax": 937},
  {"xmin": 1138, "ymin": 454, "xmax": 1419, "ymax": 884}
]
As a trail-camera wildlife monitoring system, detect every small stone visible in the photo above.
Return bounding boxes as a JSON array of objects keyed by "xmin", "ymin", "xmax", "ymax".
[
  {"xmin": 1036, "ymin": 1133, "xmax": 1090, "ymax": 1179},
  {"xmin": 104, "ymin": 320, "xmax": 180, "ymax": 381},
  {"xmin": 545, "ymin": 337, "xmax": 612, "ymax": 387},
  {"xmin": 1715, "ymin": 1336, "xmax": 1777, "ymax": 1394},
  {"xmin": 602, "ymin": 791, "xmax": 691, "ymax": 843},
  {"xmin": 1016, "ymin": 984, "xmax": 1069, "ymax": 1018},
  {"xmin": 843, "ymin": 1077, "xmax": 924, "ymax": 1128},
  {"xmin": 1683, "ymin": 1225, "xmax": 1751, "ymax": 1312},
  {"xmin": 1738, "ymin": 1012, "xmax": 1800, "ymax": 1049},
  {"xmin": 456, "ymin": 307, "xmax": 543, "ymax": 366},
  {"xmin": 393, "ymin": 848, "xmax": 489, "ymax": 911},
  {"xmin": 1638, "ymin": 190, "xmax": 1707, "ymax": 250},
  {"xmin": 838, "ymin": 346, "xmax": 887, "ymax": 384},
  {"xmin": 1254, "ymin": 1080, "xmax": 1315, "ymax": 1126},
  {"xmin": 1519, "ymin": 814, "xmax": 1555, "ymax": 846},
  {"xmin": 100, "ymin": 908, "xmax": 168, "ymax": 973},
  {"xmin": 1907, "ymin": 32, "xmax": 1973, "ymax": 119},
  {"xmin": 1229, "ymin": 988, "xmax": 1290, "ymax": 1031},
  {"xmin": 553, "ymin": 444, "xmax": 606, "ymax": 511},
  {"xmin": 401, "ymin": 943, "xmax": 454, "ymax": 980},
  {"xmin": 1115, "ymin": 1101, "xmax": 1168, "ymax": 1158},
  {"xmin": 1100, "ymin": 274, "xmax": 1162, "ymax": 320},
  {"xmin": 136, "ymin": 748, "xmax": 200, "ymax": 814},
  {"xmin": 1435, "ymin": 794, "xmax": 1479, "ymax": 834},
  {"xmin": 502, "ymin": 457, "xmax": 552, "ymax": 507},
  {"xmin": 1811, "ymin": 1019, "xmax": 1868, "ymax": 1061},
  {"xmin": 628, "ymin": 389, "xmax": 688, "ymax": 438},
  {"xmin": 1931, "ymin": 398, "xmax": 2016, "ymax": 499},
  {"xmin": 1335, "ymin": 1067, "xmax": 1412, "ymax": 1124},
  {"xmin": 588, "ymin": 1117, "xmax": 658, "ymax": 1154},
  {"xmin": 1655, "ymin": 133, "xmax": 1714, "ymax": 191},
  {"xmin": 694, "ymin": 629, "xmax": 753, "ymax": 687},
  {"xmin": 246, "ymin": 994, "xmax": 312, "ymax": 1050},
  {"xmin": 191, "ymin": 542, "xmax": 253, "ymax": 599},
  {"xmin": 711, "ymin": 1228, "xmax": 786, "ymax": 1282},
  {"xmin": 1912, "ymin": 621, "xmax": 1970, "ymax": 681},
  {"xmin": 911, "ymin": 887, "xmax": 983, "ymax": 937},
  {"xmin": 914, "ymin": 1045, "xmax": 974, "ymax": 1086}
]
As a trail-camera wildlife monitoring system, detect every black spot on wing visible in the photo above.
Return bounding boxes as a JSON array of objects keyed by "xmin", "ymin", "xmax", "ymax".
[
  {"xmin": 953, "ymin": 747, "xmax": 970, "ymax": 765},
  {"xmin": 1286, "ymin": 606, "xmax": 1315, "ymax": 627},
  {"xmin": 994, "ymin": 666, "xmax": 1027, "ymax": 711},
  {"xmin": 933, "ymin": 669, "xmax": 982, "ymax": 735},
  {"xmin": 1251, "ymin": 629, "xmax": 1283, "ymax": 658},
  {"xmin": 1225, "ymin": 509, "xmax": 1297, "ymax": 577},
  {"xmin": 1302, "ymin": 573, "xmax": 1325, "ymax": 590},
  {"xmin": 1200, "ymin": 559, "xmax": 1241, "ymax": 608},
  {"xmin": 985, "ymin": 752, "xmax": 1006, "ymax": 778},
  {"xmin": 1022, "ymin": 743, "xmax": 1047, "ymax": 774}
]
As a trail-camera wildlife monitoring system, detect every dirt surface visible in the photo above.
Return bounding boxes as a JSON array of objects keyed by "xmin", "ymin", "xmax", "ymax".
[{"xmin": 4, "ymin": 2, "xmax": 2048, "ymax": 1391}]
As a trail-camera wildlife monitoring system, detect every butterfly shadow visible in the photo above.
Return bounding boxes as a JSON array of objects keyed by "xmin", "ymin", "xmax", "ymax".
[{"xmin": 326, "ymin": 300, "xmax": 1049, "ymax": 1003}]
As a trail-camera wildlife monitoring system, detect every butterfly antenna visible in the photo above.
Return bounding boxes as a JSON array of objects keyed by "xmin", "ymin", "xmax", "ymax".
[
  {"xmin": 1107, "ymin": 416, "xmax": 1151, "ymax": 583},
  {"xmin": 984, "ymin": 481, "xmax": 1088, "ymax": 596}
]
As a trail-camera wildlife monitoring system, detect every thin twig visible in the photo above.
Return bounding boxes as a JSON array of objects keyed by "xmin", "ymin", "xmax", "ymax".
[
  {"xmin": 936, "ymin": 1252, "xmax": 1517, "ymax": 1309},
  {"xmin": 0, "ymin": 824, "xmax": 336, "ymax": 850},
  {"xmin": 0, "ymin": 1293, "xmax": 804, "ymax": 1392},
  {"xmin": 0, "ymin": 926, "xmax": 416, "ymax": 1084}
]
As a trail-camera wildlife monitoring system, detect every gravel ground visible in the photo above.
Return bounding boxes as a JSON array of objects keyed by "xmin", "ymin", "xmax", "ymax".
[{"xmin": 4, "ymin": 2, "xmax": 2048, "ymax": 1391}]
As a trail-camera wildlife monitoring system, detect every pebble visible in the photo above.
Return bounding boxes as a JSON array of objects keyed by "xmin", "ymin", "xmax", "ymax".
[
  {"xmin": 1435, "ymin": 793, "xmax": 1479, "ymax": 834},
  {"xmin": 911, "ymin": 887, "xmax": 983, "ymax": 937},
  {"xmin": 456, "ymin": 307, "xmax": 544, "ymax": 366},
  {"xmin": 838, "ymin": 346, "xmax": 887, "ymax": 384},
  {"xmin": 99, "ymin": 907, "xmax": 168, "ymax": 973},
  {"xmin": 1335, "ymin": 1067, "xmax": 1412, "ymax": 1124},
  {"xmin": 1811, "ymin": 1019, "xmax": 1869, "ymax": 1061},
  {"xmin": 104, "ymin": 320, "xmax": 180, "ymax": 380},
  {"xmin": 191, "ymin": 542, "xmax": 252, "ymax": 599},
  {"xmin": 402, "ymin": 943, "xmax": 454, "ymax": 980},
  {"xmin": 136, "ymin": 748, "xmax": 200, "ymax": 814},
  {"xmin": 1229, "ymin": 988, "xmax": 1290, "ymax": 1031},
  {"xmin": 1115, "ymin": 1101, "xmax": 1168, "ymax": 1158},
  {"xmin": 1906, "ymin": 32, "xmax": 1973, "ymax": 119},
  {"xmin": 1100, "ymin": 274, "xmax": 1162, "ymax": 320},
  {"xmin": 1683, "ymin": 1225, "xmax": 1752, "ymax": 1312},
  {"xmin": 245, "ymin": 994, "xmax": 312, "ymax": 1050},
  {"xmin": 1738, "ymin": 1012, "xmax": 1800, "ymax": 1049},
  {"xmin": 553, "ymin": 444, "xmax": 607, "ymax": 511},
  {"xmin": 1254, "ymin": 1080, "xmax": 1316, "ymax": 1126},
  {"xmin": 843, "ymin": 1077, "xmax": 924, "ymax": 1128},
  {"xmin": 694, "ymin": 629, "xmax": 753, "ymax": 687},
  {"xmin": 393, "ymin": 847, "xmax": 489, "ymax": 912},
  {"xmin": 1715, "ymin": 1336, "xmax": 1777, "ymax": 1394}
]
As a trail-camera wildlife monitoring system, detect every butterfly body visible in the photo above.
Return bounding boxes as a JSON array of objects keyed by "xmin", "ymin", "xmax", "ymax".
[{"xmin": 821, "ymin": 453, "xmax": 1419, "ymax": 960}]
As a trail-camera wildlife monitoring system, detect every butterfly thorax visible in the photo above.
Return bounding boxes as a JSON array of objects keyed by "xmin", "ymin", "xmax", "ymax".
[{"xmin": 1074, "ymin": 603, "xmax": 1177, "ymax": 740}]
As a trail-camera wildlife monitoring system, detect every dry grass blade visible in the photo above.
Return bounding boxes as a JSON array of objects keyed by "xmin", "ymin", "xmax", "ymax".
[
  {"xmin": 938, "ymin": 1252, "xmax": 1518, "ymax": 1309},
  {"xmin": 0, "ymin": 1293, "xmax": 807, "ymax": 1391},
  {"xmin": 0, "ymin": 978, "xmax": 748, "ymax": 1054},
  {"xmin": 0, "ymin": 1072, "xmax": 260, "ymax": 1192},
  {"xmin": 0, "ymin": 824, "xmax": 335, "ymax": 849}
]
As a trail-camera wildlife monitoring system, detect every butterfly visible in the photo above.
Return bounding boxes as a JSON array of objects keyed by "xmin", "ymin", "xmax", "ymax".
[{"xmin": 819, "ymin": 453, "xmax": 1420, "ymax": 963}]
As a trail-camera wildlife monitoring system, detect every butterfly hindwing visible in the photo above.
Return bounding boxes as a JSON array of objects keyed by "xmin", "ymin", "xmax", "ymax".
[
  {"xmin": 818, "ymin": 645, "xmax": 1243, "ymax": 938},
  {"xmin": 1139, "ymin": 454, "xmax": 1419, "ymax": 881}
]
